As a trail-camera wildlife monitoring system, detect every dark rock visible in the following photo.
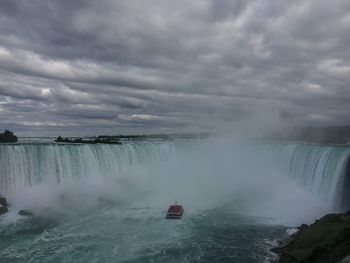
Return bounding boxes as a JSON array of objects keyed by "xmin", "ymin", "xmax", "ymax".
[
  {"xmin": 18, "ymin": 210, "xmax": 33, "ymax": 216},
  {"xmin": 297, "ymin": 223, "xmax": 309, "ymax": 233},
  {"xmin": 0, "ymin": 197, "xmax": 8, "ymax": 207},
  {"xmin": 0, "ymin": 205, "xmax": 8, "ymax": 215},
  {"xmin": 0, "ymin": 195, "xmax": 9, "ymax": 216}
]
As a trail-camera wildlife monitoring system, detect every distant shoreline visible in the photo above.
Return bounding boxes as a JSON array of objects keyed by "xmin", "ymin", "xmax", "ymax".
[
  {"xmin": 12, "ymin": 125, "xmax": 350, "ymax": 145},
  {"xmin": 4, "ymin": 137, "xmax": 350, "ymax": 147}
]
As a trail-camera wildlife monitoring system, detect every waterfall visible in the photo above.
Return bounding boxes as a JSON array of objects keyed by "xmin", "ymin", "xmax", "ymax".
[
  {"xmin": 0, "ymin": 143, "xmax": 172, "ymax": 194},
  {"xmin": 264, "ymin": 144, "xmax": 350, "ymax": 207},
  {"xmin": 0, "ymin": 142, "xmax": 349, "ymax": 208}
]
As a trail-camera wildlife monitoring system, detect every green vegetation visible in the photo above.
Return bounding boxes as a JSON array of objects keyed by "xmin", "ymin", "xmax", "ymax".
[
  {"xmin": 0, "ymin": 130, "xmax": 17, "ymax": 143},
  {"xmin": 54, "ymin": 133, "xmax": 211, "ymax": 144},
  {"xmin": 55, "ymin": 136, "xmax": 121, "ymax": 144},
  {"xmin": 273, "ymin": 212, "xmax": 350, "ymax": 262}
]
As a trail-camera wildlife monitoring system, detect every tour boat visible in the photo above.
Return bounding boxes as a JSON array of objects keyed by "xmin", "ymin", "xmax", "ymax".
[{"xmin": 166, "ymin": 202, "xmax": 184, "ymax": 219}]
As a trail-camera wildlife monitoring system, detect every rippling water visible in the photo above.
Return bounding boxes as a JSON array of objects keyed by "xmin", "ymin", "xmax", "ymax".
[
  {"xmin": 1, "ymin": 141, "xmax": 348, "ymax": 262},
  {"xmin": 0, "ymin": 205, "xmax": 286, "ymax": 263}
]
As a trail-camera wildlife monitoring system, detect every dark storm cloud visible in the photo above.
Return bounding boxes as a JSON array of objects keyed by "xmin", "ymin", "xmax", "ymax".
[{"xmin": 0, "ymin": 0, "xmax": 349, "ymax": 135}]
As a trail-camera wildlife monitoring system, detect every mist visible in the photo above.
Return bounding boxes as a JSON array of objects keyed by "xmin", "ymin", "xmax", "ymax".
[{"xmin": 3, "ymin": 135, "xmax": 341, "ymax": 226}]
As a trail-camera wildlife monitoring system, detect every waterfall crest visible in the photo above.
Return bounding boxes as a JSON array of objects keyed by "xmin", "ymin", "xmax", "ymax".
[{"xmin": 0, "ymin": 142, "xmax": 349, "ymax": 208}]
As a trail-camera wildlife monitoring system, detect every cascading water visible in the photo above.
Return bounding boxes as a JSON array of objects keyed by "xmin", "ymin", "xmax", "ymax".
[
  {"xmin": 0, "ymin": 142, "xmax": 349, "ymax": 208},
  {"xmin": 0, "ymin": 143, "xmax": 172, "ymax": 194},
  {"xmin": 263, "ymin": 144, "xmax": 350, "ymax": 208},
  {"xmin": 1, "ymin": 141, "xmax": 350, "ymax": 263}
]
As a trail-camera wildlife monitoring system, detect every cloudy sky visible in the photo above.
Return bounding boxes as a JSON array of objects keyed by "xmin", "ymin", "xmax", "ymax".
[{"xmin": 0, "ymin": 0, "xmax": 349, "ymax": 136}]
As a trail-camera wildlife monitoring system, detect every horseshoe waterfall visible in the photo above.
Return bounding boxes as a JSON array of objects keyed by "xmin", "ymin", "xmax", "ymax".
[{"xmin": 1, "ymin": 141, "xmax": 350, "ymax": 263}]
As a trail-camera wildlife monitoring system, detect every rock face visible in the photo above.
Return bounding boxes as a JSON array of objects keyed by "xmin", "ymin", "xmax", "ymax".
[
  {"xmin": 0, "ymin": 205, "xmax": 8, "ymax": 215},
  {"xmin": 0, "ymin": 205, "xmax": 8, "ymax": 214},
  {"xmin": 0, "ymin": 197, "xmax": 8, "ymax": 207},
  {"xmin": 272, "ymin": 212, "xmax": 350, "ymax": 262},
  {"xmin": 0, "ymin": 196, "xmax": 8, "ymax": 216}
]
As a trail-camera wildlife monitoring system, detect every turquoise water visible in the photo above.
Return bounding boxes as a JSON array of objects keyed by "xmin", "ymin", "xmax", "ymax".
[
  {"xmin": 0, "ymin": 142, "xmax": 349, "ymax": 262},
  {"xmin": 0, "ymin": 206, "xmax": 285, "ymax": 263}
]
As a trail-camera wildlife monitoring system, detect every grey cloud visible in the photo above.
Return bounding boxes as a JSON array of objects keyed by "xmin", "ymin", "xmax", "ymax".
[{"xmin": 0, "ymin": 0, "xmax": 349, "ymax": 135}]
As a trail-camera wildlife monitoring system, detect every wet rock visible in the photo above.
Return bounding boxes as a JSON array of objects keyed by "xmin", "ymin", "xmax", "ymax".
[
  {"xmin": 0, "ymin": 205, "xmax": 8, "ymax": 215},
  {"xmin": 0, "ymin": 197, "xmax": 8, "ymax": 207},
  {"xmin": 0, "ymin": 196, "xmax": 9, "ymax": 216}
]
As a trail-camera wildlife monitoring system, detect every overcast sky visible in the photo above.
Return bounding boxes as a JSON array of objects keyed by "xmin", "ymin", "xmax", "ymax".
[{"xmin": 0, "ymin": 0, "xmax": 349, "ymax": 136}]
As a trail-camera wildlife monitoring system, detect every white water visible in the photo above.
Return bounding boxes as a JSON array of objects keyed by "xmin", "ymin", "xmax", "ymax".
[{"xmin": 0, "ymin": 142, "xmax": 349, "ymax": 225}]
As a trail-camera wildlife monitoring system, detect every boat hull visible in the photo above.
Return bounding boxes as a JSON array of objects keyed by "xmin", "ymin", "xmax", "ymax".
[
  {"xmin": 166, "ymin": 213, "xmax": 183, "ymax": 219},
  {"xmin": 166, "ymin": 204, "xmax": 184, "ymax": 219}
]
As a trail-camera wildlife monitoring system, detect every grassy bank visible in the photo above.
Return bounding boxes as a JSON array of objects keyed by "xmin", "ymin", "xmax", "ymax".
[{"xmin": 272, "ymin": 212, "xmax": 350, "ymax": 262}]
